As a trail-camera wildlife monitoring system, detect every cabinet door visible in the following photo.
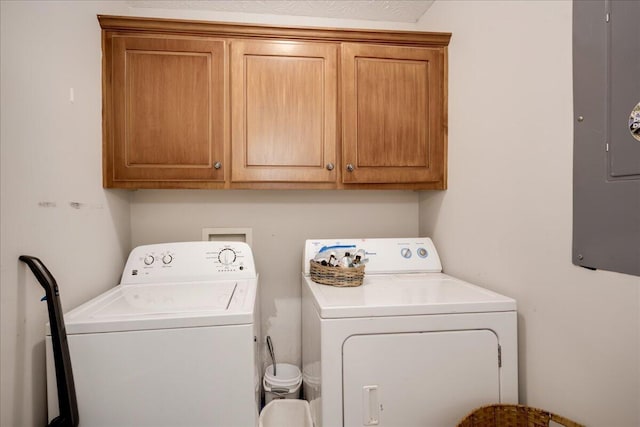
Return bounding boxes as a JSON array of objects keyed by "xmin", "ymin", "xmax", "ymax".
[
  {"xmin": 107, "ymin": 35, "xmax": 225, "ymax": 186},
  {"xmin": 342, "ymin": 43, "xmax": 445, "ymax": 186},
  {"xmin": 231, "ymin": 40, "xmax": 337, "ymax": 183}
]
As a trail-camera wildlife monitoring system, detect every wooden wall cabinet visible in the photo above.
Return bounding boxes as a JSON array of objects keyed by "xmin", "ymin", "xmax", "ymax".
[
  {"xmin": 231, "ymin": 40, "xmax": 338, "ymax": 185},
  {"xmin": 99, "ymin": 16, "xmax": 450, "ymax": 190},
  {"xmin": 342, "ymin": 43, "xmax": 445, "ymax": 187},
  {"xmin": 104, "ymin": 34, "xmax": 226, "ymax": 188}
]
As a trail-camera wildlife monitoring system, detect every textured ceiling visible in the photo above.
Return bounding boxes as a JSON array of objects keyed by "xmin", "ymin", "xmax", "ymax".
[{"xmin": 126, "ymin": 1, "xmax": 435, "ymax": 23}]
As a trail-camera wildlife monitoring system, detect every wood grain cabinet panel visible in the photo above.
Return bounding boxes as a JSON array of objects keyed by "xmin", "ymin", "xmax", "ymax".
[
  {"xmin": 99, "ymin": 16, "xmax": 450, "ymax": 190},
  {"xmin": 105, "ymin": 35, "xmax": 226, "ymax": 187},
  {"xmin": 342, "ymin": 43, "xmax": 446, "ymax": 187},
  {"xmin": 231, "ymin": 40, "xmax": 338, "ymax": 183}
]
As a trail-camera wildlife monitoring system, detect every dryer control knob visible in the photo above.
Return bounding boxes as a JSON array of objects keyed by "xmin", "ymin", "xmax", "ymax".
[
  {"xmin": 162, "ymin": 254, "xmax": 173, "ymax": 265},
  {"xmin": 417, "ymin": 248, "xmax": 428, "ymax": 258},
  {"xmin": 400, "ymin": 248, "xmax": 412, "ymax": 259},
  {"xmin": 143, "ymin": 255, "xmax": 155, "ymax": 265}
]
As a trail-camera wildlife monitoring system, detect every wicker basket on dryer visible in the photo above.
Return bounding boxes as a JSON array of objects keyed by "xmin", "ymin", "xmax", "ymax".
[
  {"xmin": 456, "ymin": 404, "xmax": 584, "ymax": 427},
  {"xmin": 309, "ymin": 260, "xmax": 365, "ymax": 287}
]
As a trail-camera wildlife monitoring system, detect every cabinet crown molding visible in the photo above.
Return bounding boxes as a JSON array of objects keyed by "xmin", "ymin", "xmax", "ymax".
[{"xmin": 98, "ymin": 15, "xmax": 451, "ymax": 47}]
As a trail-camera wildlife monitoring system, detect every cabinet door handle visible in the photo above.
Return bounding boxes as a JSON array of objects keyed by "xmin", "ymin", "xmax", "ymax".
[
  {"xmin": 213, "ymin": 161, "xmax": 222, "ymax": 169},
  {"xmin": 346, "ymin": 164, "xmax": 355, "ymax": 172},
  {"xmin": 326, "ymin": 163, "xmax": 335, "ymax": 171}
]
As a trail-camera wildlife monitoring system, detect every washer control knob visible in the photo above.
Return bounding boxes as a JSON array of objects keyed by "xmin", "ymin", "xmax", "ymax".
[
  {"xmin": 162, "ymin": 254, "xmax": 173, "ymax": 265},
  {"xmin": 417, "ymin": 248, "xmax": 428, "ymax": 258},
  {"xmin": 143, "ymin": 255, "xmax": 155, "ymax": 265},
  {"xmin": 218, "ymin": 248, "xmax": 237, "ymax": 265},
  {"xmin": 400, "ymin": 248, "xmax": 412, "ymax": 259}
]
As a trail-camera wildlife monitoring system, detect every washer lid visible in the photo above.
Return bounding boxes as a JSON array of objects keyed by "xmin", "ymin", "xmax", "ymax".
[
  {"xmin": 57, "ymin": 279, "xmax": 257, "ymax": 334},
  {"xmin": 304, "ymin": 273, "xmax": 516, "ymax": 319}
]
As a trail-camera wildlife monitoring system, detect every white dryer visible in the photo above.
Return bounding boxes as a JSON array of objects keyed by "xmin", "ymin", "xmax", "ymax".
[
  {"xmin": 45, "ymin": 241, "xmax": 260, "ymax": 427},
  {"xmin": 301, "ymin": 238, "xmax": 517, "ymax": 427}
]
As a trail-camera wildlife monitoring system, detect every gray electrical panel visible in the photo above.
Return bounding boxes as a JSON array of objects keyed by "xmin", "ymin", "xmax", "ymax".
[{"xmin": 573, "ymin": 0, "xmax": 640, "ymax": 276}]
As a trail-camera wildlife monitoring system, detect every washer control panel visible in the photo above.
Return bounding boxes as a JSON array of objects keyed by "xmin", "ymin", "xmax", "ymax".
[
  {"xmin": 122, "ymin": 241, "xmax": 256, "ymax": 285},
  {"xmin": 303, "ymin": 237, "xmax": 442, "ymax": 274}
]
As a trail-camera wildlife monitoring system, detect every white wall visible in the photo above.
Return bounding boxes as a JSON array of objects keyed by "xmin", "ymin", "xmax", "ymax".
[
  {"xmin": 0, "ymin": 2, "xmax": 132, "ymax": 426},
  {"xmin": 130, "ymin": 190, "xmax": 420, "ymax": 367},
  {"xmin": 418, "ymin": 1, "xmax": 640, "ymax": 426}
]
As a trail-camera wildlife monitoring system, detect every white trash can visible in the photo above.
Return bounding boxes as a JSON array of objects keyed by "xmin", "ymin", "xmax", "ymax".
[
  {"xmin": 263, "ymin": 363, "xmax": 302, "ymax": 404},
  {"xmin": 259, "ymin": 399, "xmax": 312, "ymax": 427}
]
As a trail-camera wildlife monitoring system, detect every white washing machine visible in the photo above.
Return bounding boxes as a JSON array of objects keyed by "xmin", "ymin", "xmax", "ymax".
[
  {"xmin": 301, "ymin": 238, "xmax": 518, "ymax": 427},
  {"xmin": 45, "ymin": 241, "xmax": 261, "ymax": 427}
]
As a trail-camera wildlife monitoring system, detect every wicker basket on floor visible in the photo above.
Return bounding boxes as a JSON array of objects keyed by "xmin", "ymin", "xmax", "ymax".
[
  {"xmin": 456, "ymin": 404, "xmax": 584, "ymax": 427},
  {"xmin": 309, "ymin": 260, "xmax": 365, "ymax": 287}
]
